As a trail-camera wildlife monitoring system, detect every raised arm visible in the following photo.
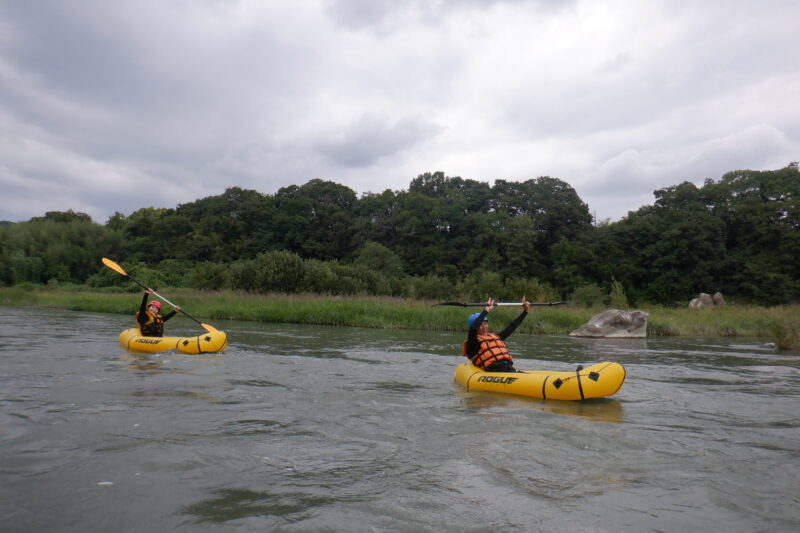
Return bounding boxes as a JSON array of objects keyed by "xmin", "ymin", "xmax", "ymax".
[
  {"xmin": 136, "ymin": 291, "xmax": 150, "ymax": 324},
  {"xmin": 466, "ymin": 299, "xmax": 495, "ymax": 357},
  {"xmin": 496, "ymin": 297, "xmax": 530, "ymax": 340}
]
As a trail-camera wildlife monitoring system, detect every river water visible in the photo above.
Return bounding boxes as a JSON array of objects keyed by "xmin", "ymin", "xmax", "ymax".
[{"xmin": 1, "ymin": 306, "xmax": 798, "ymax": 532}]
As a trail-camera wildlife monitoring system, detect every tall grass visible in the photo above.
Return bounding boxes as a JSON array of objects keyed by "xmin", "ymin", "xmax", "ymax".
[
  {"xmin": 766, "ymin": 312, "xmax": 800, "ymax": 350},
  {"xmin": 1, "ymin": 287, "xmax": 798, "ymax": 347},
  {"xmin": 644, "ymin": 304, "xmax": 798, "ymax": 340}
]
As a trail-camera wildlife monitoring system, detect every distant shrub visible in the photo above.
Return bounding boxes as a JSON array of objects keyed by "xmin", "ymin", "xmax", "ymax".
[
  {"xmin": 251, "ymin": 251, "xmax": 306, "ymax": 293},
  {"xmin": 300, "ymin": 259, "xmax": 339, "ymax": 293},
  {"xmin": 403, "ymin": 275, "xmax": 454, "ymax": 300},
  {"xmin": 459, "ymin": 270, "xmax": 504, "ymax": 301},
  {"xmin": 187, "ymin": 262, "xmax": 232, "ymax": 290},
  {"xmin": 770, "ymin": 317, "xmax": 799, "ymax": 350},
  {"xmin": 329, "ymin": 263, "xmax": 388, "ymax": 295},
  {"xmin": 608, "ymin": 279, "xmax": 630, "ymax": 309},
  {"xmin": 125, "ymin": 263, "xmax": 166, "ymax": 290},
  {"xmin": 571, "ymin": 284, "xmax": 604, "ymax": 307},
  {"xmin": 85, "ymin": 267, "xmax": 127, "ymax": 288},
  {"xmin": 227, "ymin": 261, "xmax": 258, "ymax": 291},
  {"xmin": 352, "ymin": 241, "xmax": 404, "ymax": 276},
  {"xmin": 155, "ymin": 259, "xmax": 195, "ymax": 287},
  {"xmin": 501, "ymin": 277, "xmax": 559, "ymax": 302}
]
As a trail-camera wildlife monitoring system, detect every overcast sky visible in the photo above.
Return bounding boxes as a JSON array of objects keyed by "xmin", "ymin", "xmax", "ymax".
[{"xmin": 1, "ymin": 0, "xmax": 798, "ymax": 224}]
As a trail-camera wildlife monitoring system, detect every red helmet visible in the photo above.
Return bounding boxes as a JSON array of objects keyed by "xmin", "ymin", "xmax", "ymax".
[{"xmin": 149, "ymin": 300, "xmax": 162, "ymax": 311}]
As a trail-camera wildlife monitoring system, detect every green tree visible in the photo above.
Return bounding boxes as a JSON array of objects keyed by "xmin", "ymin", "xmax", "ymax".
[
  {"xmin": 176, "ymin": 187, "xmax": 270, "ymax": 260},
  {"xmin": 352, "ymin": 241, "xmax": 404, "ymax": 276},
  {"xmin": 491, "ymin": 177, "xmax": 593, "ymax": 245},
  {"xmin": 31, "ymin": 209, "xmax": 93, "ymax": 224},
  {"xmin": 0, "ymin": 215, "xmax": 123, "ymax": 284},
  {"xmin": 269, "ymin": 180, "xmax": 358, "ymax": 261},
  {"xmin": 608, "ymin": 279, "xmax": 629, "ymax": 309},
  {"xmin": 705, "ymin": 166, "xmax": 800, "ymax": 303}
]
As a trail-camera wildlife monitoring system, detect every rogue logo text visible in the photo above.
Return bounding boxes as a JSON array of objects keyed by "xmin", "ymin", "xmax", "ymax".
[{"xmin": 476, "ymin": 376, "xmax": 518, "ymax": 384}]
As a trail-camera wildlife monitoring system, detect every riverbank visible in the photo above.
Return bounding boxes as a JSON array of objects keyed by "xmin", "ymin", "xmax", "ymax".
[{"xmin": 1, "ymin": 286, "xmax": 798, "ymax": 347}]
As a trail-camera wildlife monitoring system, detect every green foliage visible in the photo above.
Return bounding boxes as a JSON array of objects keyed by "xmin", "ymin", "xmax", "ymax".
[
  {"xmin": 608, "ymin": 279, "xmax": 629, "ymax": 309},
  {"xmin": 187, "ymin": 262, "xmax": 232, "ymax": 290},
  {"xmin": 248, "ymin": 251, "xmax": 306, "ymax": 293},
  {"xmin": 5, "ymin": 286, "xmax": 798, "ymax": 340},
  {"xmin": 3, "ymin": 165, "xmax": 799, "ymax": 306},
  {"xmin": 0, "ymin": 214, "xmax": 123, "ymax": 285},
  {"xmin": 299, "ymin": 259, "xmax": 339, "ymax": 294},
  {"xmin": 547, "ymin": 238, "xmax": 595, "ymax": 295},
  {"xmin": 155, "ymin": 259, "xmax": 195, "ymax": 287},
  {"xmin": 459, "ymin": 270, "xmax": 505, "ymax": 301},
  {"xmin": 403, "ymin": 275, "xmax": 455, "ymax": 300},
  {"xmin": 769, "ymin": 316, "xmax": 799, "ymax": 350},
  {"xmin": 571, "ymin": 284, "xmax": 604, "ymax": 307},
  {"xmin": 582, "ymin": 165, "xmax": 800, "ymax": 305},
  {"xmin": 352, "ymin": 241, "xmax": 404, "ymax": 276},
  {"xmin": 495, "ymin": 277, "xmax": 558, "ymax": 302},
  {"xmin": 85, "ymin": 267, "xmax": 125, "ymax": 288},
  {"xmin": 329, "ymin": 263, "xmax": 388, "ymax": 295},
  {"xmin": 123, "ymin": 263, "xmax": 166, "ymax": 290},
  {"xmin": 30, "ymin": 209, "xmax": 93, "ymax": 224},
  {"xmin": 271, "ymin": 180, "xmax": 358, "ymax": 261}
]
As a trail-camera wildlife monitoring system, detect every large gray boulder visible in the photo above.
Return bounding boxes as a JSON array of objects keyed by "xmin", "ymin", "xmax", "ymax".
[
  {"xmin": 689, "ymin": 292, "xmax": 725, "ymax": 309},
  {"xmin": 689, "ymin": 293, "xmax": 714, "ymax": 309},
  {"xmin": 569, "ymin": 309, "xmax": 649, "ymax": 338}
]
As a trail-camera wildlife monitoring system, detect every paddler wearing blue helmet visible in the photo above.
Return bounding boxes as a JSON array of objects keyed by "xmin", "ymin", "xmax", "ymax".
[{"xmin": 462, "ymin": 297, "xmax": 530, "ymax": 372}]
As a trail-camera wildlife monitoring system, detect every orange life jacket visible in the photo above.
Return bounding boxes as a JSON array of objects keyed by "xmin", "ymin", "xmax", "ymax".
[
  {"xmin": 135, "ymin": 312, "xmax": 165, "ymax": 337},
  {"xmin": 462, "ymin": 333, "xmax": 513, "ymax": 370}
]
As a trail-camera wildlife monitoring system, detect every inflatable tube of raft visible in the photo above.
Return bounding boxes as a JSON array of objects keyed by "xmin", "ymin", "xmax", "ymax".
[
  {"xmin": 454, "ymin": 361, "xmax": 625, "ymax": 400},
  {"xmin": 118, "ymin": 328, "xmax": 228, "ymax": 354}
]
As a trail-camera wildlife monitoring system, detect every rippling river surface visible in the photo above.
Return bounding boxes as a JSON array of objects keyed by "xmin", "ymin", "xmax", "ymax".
[{"xmin": 1, "ymin": 306, "xmax": 799, "ymax": 532}]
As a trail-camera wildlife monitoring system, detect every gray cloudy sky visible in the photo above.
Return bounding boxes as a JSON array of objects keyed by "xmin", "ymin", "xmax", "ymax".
[{"xmin": 1, "ymin": 0, "xmax": 798, "ymax": 223}]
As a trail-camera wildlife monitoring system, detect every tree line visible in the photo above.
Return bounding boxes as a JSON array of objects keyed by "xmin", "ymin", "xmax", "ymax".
[{"xmin": 1, "ymin": 164, "xmax": 798, "ymax": 305}]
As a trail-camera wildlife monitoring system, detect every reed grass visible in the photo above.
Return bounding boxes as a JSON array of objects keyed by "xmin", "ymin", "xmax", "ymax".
[{"xmin": 1, "ymin": 287, "xmax": 798, "ymax": 348}]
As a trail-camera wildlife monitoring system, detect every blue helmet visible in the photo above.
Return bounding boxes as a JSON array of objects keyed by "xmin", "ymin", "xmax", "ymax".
[{"xmin": 467, "ymin": 312, "xmax": 488, "ymax": 327}]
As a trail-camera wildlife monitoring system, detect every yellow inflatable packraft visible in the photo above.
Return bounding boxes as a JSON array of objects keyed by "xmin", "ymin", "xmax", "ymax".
[
  {"xmin": 118, "ymin": 328, "xmax": 227, "ymax": 355},
  {"xmin": 454, "ymin": 360, "xmax": 625, "ymax": 400}
]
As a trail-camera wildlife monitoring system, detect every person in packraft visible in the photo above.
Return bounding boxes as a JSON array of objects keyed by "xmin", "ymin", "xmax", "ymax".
[
  {"xmin": 135, "ymin": 288, "xmax": 179, "ymax": 337},
  {"xmin": 462, "ymin": 297, "xmax": 530, "ymax": 372}
]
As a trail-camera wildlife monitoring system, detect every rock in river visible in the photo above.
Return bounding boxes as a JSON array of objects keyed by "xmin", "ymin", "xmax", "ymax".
[{"xmin": 569, "ymin": 309, "xmax": 649, "ymax": 338}]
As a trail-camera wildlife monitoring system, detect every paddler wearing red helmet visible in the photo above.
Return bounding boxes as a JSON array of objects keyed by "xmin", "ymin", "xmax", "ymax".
[{"xmin": 135, "ymin": 288, "xmax": 180, "ymax": 337}]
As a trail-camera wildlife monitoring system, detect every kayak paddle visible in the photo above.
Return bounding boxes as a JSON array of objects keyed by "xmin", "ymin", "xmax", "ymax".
[
  {"xmin": 433, "ymin": 301, "xmax": 572, "ymax": 307},
  {"xmin": 101, "ymin": 257, "xmax": 218, "ymax": 332}
]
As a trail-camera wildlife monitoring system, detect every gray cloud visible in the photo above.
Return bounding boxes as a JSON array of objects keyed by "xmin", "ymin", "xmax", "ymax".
[
  {"xmin": 315, "ymin": 114, "xmax": 443, "ymax": 167},
  {"xmin": 325, "ymin": 0, "xmax": 568, "ymax": 30},
  {"xmin": 0, "ymin": 0, "xmax": 798, "ymax": 223}
]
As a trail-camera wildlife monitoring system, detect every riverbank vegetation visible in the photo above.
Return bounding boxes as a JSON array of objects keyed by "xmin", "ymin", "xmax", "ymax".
[
  {"xmin": 2, "ymin": 286, "xmax": 797, "ymax": 347},
  {"xmin": 1, "ymin": 165, "xmax": 798, "ymax": 347},
  {"xmin": 2, "ymin": 165, "xmax": 799, "ymax": 307}
]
